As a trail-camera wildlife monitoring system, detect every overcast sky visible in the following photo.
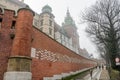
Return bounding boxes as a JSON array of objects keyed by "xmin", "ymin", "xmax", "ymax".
[{"xmin": 24, "ymin": 0, "xmax": 99, "ymax": 58}]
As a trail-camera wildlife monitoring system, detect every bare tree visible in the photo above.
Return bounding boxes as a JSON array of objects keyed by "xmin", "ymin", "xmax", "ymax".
[{"xmin": 83, "ymin": 0, "xmax": 120, "ymax": 71}]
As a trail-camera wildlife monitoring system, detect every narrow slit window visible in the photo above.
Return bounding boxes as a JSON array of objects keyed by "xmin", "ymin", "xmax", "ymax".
[
  {"xmin": 40, "ymin": 19, "xmax": 43, "ymax": 26},
  {"xmin": 0, "ymin": 18, "xmax": 2, "ymax": 29},
  {"xmin": 11, "ymin": 21, "xmax": 16, "ymax": 29},
  {"xmin": 0, "ymin": 8, "xmax": 2, "ymax": 14},
  {"xmin": 49, "ymin": 28, "xmax": 52, "ymax": 35},
  {"xmin": 49, "ymin": 20, "xmax": 52, "ymax": 26}
]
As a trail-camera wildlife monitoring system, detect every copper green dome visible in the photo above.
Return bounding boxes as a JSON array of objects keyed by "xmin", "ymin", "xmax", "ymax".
[
  {"xmin": 42, "ymin": 5, "xmax": 52, "ymax": 13},
  {"xmin": 63, "ymin": 9, "xmax": 76, "ymax": 27}
]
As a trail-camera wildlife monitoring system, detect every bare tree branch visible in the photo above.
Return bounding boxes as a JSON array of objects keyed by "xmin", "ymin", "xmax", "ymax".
[{"xmin": 82, "ymin": 0, "xmax": 120, "ymax": 70}]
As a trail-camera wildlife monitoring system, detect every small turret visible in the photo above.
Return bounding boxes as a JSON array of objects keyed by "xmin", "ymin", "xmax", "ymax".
[
  {"xmin": 40, "ymin": 5, "xmax": 55, "ymax": 38},
  {"xmin": 4, "ymin": 7, "xmax": 34, "ymax": 80}
]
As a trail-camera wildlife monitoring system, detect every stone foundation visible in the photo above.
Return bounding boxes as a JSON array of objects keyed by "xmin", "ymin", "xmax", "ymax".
[
  {"xmin": 7, "ymin": 56, "xmax": 32, "ymax": 72},
  {"xmin": 4, "ymin": 72, "xmax": 32, "ymax": 80}
]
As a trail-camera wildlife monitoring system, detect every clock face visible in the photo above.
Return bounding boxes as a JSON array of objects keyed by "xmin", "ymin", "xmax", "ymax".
[{"xmin": 115, "ymin": 57, "xmax": 119, "ymax": 63}]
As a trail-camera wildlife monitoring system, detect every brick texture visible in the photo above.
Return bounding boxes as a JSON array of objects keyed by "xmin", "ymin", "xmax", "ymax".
[
  {"xmin": 11, "ymin": 8, "xmax": 34, "ymax": 57},
  {"xmin": 0, "ymin": 9, "xmax": 15, "ymax": 80},
  {"xmin": 0, "ymin": 9, "xmax": 96, "ymax": 80},
  {"xmin": 32, "ymin": 28, "xmax": 96, "ymax": 80}
]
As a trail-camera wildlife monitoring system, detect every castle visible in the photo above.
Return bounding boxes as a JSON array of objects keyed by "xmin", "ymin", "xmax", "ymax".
[
  {"xmin": 36, "ymin": 5, "xmax": 80, "ymax": 54},
  {"xmin": 0, "ymin": 0, "xmax": 90, "ymax": 55},
  {"xmin": 0, "ymin": 0, "xmax": 95, "ymax": 80}
]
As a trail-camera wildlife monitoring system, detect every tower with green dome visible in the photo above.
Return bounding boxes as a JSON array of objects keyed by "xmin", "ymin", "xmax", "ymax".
[
  {"xmin": 62, "ymin": 9, "xmax": 79, "ymax": 53},
  {"xmin": 39, "ymin": 5, "xmax": 55, "ymax": 38},
  {"xmin": 64, "ymin": 9, "xmax": 75, "ymax": 26},
  {"xmin": 42, "ymin": 5, "xmax": 52, "ymax": 13},
  {"xmin": 63, "ymin": 9, "xmax": 77, "ymax": 29}
]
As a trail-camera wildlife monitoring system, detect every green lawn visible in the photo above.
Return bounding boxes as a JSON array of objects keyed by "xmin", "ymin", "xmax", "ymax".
[{"xmin": 110, "ymin": 69, "xmax": 120, "ymax": 80}]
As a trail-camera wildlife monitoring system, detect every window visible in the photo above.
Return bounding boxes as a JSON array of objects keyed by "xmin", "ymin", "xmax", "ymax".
[
  {"xmin": 49, "ymin": 20, "xmax": 52, "ymax": 26},
  {"xmin": 50, "ymin": 15, "xmax": 52, "ymax": 18},
  {"xmin": 41, "ymin": 15, "xmax": 43, "ymax": 18},
  {"xmin": 40, "ymin": 27, "xmax": 43, "ymax": 31},
  {"xmin": 40, "ymin": 19, "xmax": 43, "ymax": 26},
  {"xmin": 10, "ymin": 21, "xmax": 16, "ymax": 39},
  {"xmin": 11, "ymin": 21, "xmax": 16, "ymax": 29},
  {"xmin": 49, "ymin": 28, "xmax": 52, "ymax": 35},
  {"xmin": 34, "ymin": 19, "xmax": 38, "ymax": 26},
  {"xmin": 0, "ymin": 22, "xmax": 1, "ymax": 29},
  {"xmin": 0, "ymin": 18, "xmax": 2, "ymax": 29},
  {"xmin": 0, "ymin": 8, "xmax": 2, "ymax": 14},
  {"xmin": 34, "ymin": 21, "xmax": 38, "ymax": 26},
  {"xmin": 73, "ymin": 32, "xmax": 76, "ymax": 36}
]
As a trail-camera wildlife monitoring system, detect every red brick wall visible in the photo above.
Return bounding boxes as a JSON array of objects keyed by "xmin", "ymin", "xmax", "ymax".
[
  {"xmin": 32, "ymin": 28, "xmax": 96, "ymax": 80},
  {"xmin": 0, "ymin": 9, "xmax": 15, "ymax": 80},
  {"xmin": 0, "ymin": 9, "xmax": 96, "ymax": 80}
]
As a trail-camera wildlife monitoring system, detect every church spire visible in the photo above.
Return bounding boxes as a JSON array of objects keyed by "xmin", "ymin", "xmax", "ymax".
[
  {"xmin": 66, "ymin": 8, "xmax": 70, "ymax": 17},
  {"xmin": 63, "ymin": 8, "xmax": 76, "ymax": 28}
]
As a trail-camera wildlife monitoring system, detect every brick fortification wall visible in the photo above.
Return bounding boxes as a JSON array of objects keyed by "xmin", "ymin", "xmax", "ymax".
[
  {"xmin": 0, "ymin": 9, "xmax": 96, "ymax": 80},
  {"xmin": 0, "ymin": 9, "xmax": 16, "ymax": 80},
  {"xmin": 32, "ymin": 28, "xmax": 96, "ymax": 80}
]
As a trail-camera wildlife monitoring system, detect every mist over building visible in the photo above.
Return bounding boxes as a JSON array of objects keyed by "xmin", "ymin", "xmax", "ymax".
[{"xmin": 0, "ymin": 0, "xmax": 91, "ymax": 58}]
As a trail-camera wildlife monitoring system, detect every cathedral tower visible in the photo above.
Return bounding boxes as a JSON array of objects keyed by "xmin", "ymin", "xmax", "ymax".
[
  {"xmin": 62, "ymin": 9, "xmax": 80, "ymax": 53},
  {"xmin": 39, "ymin": 5, "xmax": 55, "ymax": 38}
]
